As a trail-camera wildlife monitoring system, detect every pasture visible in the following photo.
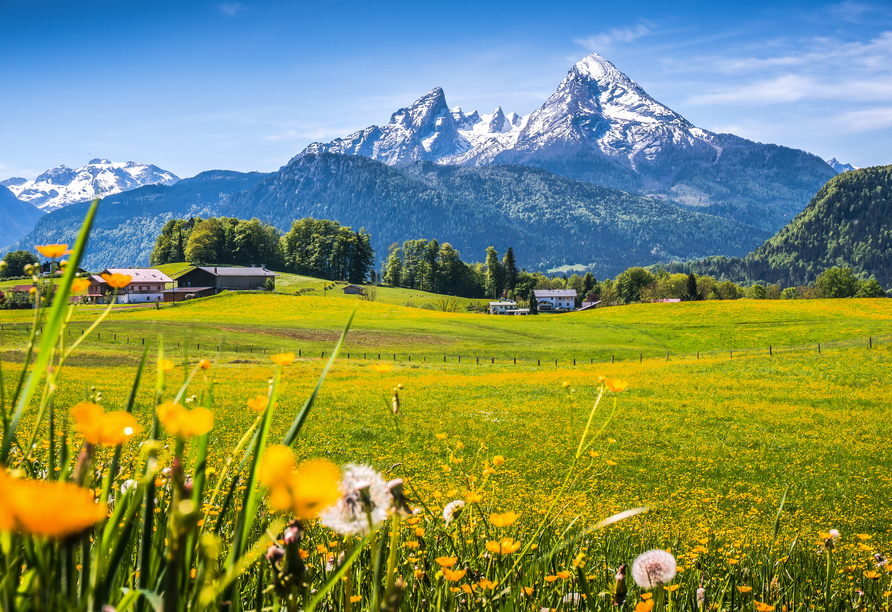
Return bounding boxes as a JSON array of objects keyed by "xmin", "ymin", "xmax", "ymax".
[{"xmin": 2, "ymin": 293, "xmax": 891, "ymax": 610}]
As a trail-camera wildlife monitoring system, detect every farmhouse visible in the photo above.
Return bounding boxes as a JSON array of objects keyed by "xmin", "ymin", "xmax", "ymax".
[
  {"xmin": 533, "ymin": 289, "xmax": 577, "ymax": 312},
  {"xmin": 91, "ymin": 268, "xmax": 174, "ymax": 304},
  {"xmin": 176, "ymin": 266, "xmax": 277, "ymax": 294},
  {"xmin": 343, "ymin": 284, "xmax": 364, "ymax": 295},
  {"xmin": 488, "ymin": 300, "xmax": 516, "ymax": 315}
]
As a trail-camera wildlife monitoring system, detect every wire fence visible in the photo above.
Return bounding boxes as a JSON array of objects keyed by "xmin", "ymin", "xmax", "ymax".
[{"xmin": 0, "ymin": 321, "xmax": 888, "ymax": 367}]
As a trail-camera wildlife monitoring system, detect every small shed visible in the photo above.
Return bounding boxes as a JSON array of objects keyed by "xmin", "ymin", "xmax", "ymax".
[{"xmin": 343, "ymin": 284, "xmax": 365, "ymax": 295}]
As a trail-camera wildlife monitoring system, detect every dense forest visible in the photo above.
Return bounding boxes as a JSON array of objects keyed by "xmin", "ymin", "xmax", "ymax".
[
  {"xmin": 150, "ymin": 216, "xmax": 374, "ymax": 284},
  {"xmin": 660, "ymin": 165, "xmax": 892, "ymax": 289}
]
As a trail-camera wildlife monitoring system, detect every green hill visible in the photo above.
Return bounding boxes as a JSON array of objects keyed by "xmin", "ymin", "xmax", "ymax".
[{"xmin": 663, "ymin": 165, "xmax": 892, "ymax": 288}]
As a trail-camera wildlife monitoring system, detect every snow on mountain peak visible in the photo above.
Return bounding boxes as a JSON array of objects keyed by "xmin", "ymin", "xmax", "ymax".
[
  {"xmin": 4, "ymin": 159, "xmax": 180, "ymax": 211},
  {"xmin": 826, "ymin": 158, "xmax": 858, "ymax": 174}
]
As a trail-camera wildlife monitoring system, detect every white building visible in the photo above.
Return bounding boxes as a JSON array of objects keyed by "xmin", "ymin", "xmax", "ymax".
[
  {"xmin": 488, "ymin": 300, "xmax": 517, "ymax": 315},
  {"xmin": 533, "ymin": 289, "xmax": 577, "ymax": 311},
  {"xmin": 90, "ymin": 268, "xmax": 174, "ymax": 304}
]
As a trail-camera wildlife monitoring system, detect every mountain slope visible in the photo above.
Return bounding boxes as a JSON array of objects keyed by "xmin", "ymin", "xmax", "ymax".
[
  {"xmin": 0, "ymin": 185, "xmax": 44, "ymax": 251},
  {"xmin": 2, "ymin": 159, "xmax": 180, "ymax": 211},
  {"xmin": 670, "ymin": 165, "xmax": 892, "ymax": 287},
  {"xmin": 9, "ymin": 170, "xmax": 270, "ymax": 270},
  {"xmin": 296, "ymin": 53, "xmax": 835, "ymax": 233},
  {"xmin": 224, "ymin": 153, "xmax": 769, "ymax": 274}
]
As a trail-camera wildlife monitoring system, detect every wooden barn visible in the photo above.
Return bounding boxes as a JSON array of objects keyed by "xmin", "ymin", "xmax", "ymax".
[{"xmin": 175, "ymin": 266, "xmax": 278, "ymax": 293}]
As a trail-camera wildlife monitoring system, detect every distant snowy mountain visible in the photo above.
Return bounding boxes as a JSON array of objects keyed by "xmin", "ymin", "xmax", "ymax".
[
  {"xmin": 826, "ymin": 158, "xmax": 858, "ymax": 174},
  {"xmin": 295, "ymin": 53, "xmax": 835, "ymax": 232},
  {"xmin": 1, "ymin": 159, "xmax": 179, "ymax": 212}
]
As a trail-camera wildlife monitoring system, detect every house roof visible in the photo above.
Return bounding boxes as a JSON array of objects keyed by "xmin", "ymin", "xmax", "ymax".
[
  {"xmin": 102, "ymin": 268, "xmax": 174, "ymax": 283},
  {"xmin": 533, "ymin": 289, "xmax": 577, "ymax": 298},
  {"xmin": 11, "ymin": 285, "xmax": 34, "ymax": 292},
  {"xmin": 488, "ymin": 301, "xmax": 516, "ymax": 306},
  {"xmin": 195, "ymin": 266, "xmax": 278, "ymax": 277}
]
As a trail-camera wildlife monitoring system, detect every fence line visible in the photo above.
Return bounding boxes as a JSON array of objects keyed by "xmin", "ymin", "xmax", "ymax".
[{"xmin": 0, "ymin": 323, "xmax": 888, "ymax": 368}]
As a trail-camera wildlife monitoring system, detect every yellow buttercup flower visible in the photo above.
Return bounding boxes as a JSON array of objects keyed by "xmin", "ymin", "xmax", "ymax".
[
  {"xmin": 490, "ymin": 511, "xmax": 520, "ymax": 527},
  {"xmin": 370, "ymin": 363, "xmax": 394, "ymax": 373},
  {"xmin": 198, "ymin": 359, "xmax": 212, "ymax": 370},
  {"xmin": 36, "ymin": 244, "xmax": 69, "ymax": 259},
  {"xmin": 259, "ymin": 446, "xmax": 340, "ymax": 519},
  {"xmin": 247, "ymin": 395, "xmax": 269, "ymax": 412},
  {"xmin": 101, "ymin": 273, "xmax": 132, "ymax": 289},
  {"xmin": 492, "ymin": 455, "xmax": 505, "ymax": 466},
  {"xmin": 737, "ymin": 586, "xmax": 753, "ymax": 593},
  {"xmin": 71, "ymin": 402, "xmax": 141, "ymax": 446},
  {"xmin": 270, "ymin": 352, "xmax": 295, "ymax": 366},
  {"xmin": 71, "ymin": 278, "xmax": 90, "ymax": 293},
  {"xmin": 754, "ymin": 603, "xmax": 774, "ymax": 612},
  {"xmin": 485, "ymin": 538, "xmax": 521, "ymax": 554},
  {"xmin": 556, "ymin": 570, "xmax": 571, "ymax": 579},
  {"xmin": 0, "ymin": 471, "xmax": 106, "ymax": 538},
  {"xmin": 160, "ymin": 359, "xmax": 175, "ymax": 373},
  {"xmin": 434, "ymin": 433, "xmax": 447, "ymax": 440},
  {"xmin": 465, "ymin": 491, "xmax": 483, "ymax": 504},
  {"xmin": 442, "ymin": 567, "xmax": 466, "ymax": 581},
  {"xmin": 635, "ymin": 601, "xmax": 654, "ymax": 612},
  {"xmin": 435, "ymin": 556, "xmax": 457, "ymax": 568},
  {"xmin": 604, "ymin": 378, "xmax": 628, "ymax": 393},
  {"xmin": 156, "ymin": 402, "xmax": 213, "ymax": 437}
]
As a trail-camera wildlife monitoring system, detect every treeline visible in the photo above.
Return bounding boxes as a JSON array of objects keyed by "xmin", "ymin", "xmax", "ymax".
[{"xmin": 150, "ymin": 216, "xmax": 374, "ymax": 284}]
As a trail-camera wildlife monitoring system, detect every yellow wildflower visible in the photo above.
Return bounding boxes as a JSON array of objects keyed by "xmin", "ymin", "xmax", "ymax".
[
  {"xmin": 442, "ymin": 567, "xmax": 466, "ymax": 581},
  {"xmin": 0, "ymin": 471, "xmax": 106, "ymax": 538},
  {"xmin": 71, "ymin": 402, "xmax": 141, "ymax": 446},
  {"xmin": 101, "ymin": 273, "xmax": 132, "ymax": 288},
  {"xmin": 370, "ymin": 363, "xmax": 394, "ymax": 373},
  {"xmin": 36, "ymin": 244, "xmax": 69, "ymax": 259},
  {"xmin": 270, "ymin": 352, "xmax": 295, "ymax": 366},
  {"xmin": 490, "ymin": 511, "xmax": 520, "ymax": 527}
]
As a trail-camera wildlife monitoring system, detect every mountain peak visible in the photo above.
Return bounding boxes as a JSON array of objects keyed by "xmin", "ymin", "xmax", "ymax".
[
  {"xmin": 826, "ymin": 158, "xmax": 858, "ymax": 174},
  {"xmin": 5, "ymin": 159, "xmax": 180, "ymax": 212}
]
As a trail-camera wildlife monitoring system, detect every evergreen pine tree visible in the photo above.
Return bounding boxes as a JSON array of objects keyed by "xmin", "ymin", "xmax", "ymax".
[
  {"xmin": 686, "ymin": 272, "xmax": 699, "ymax": 300},
  {"xmin": 503, "ymin": 247, "xmax": 518, "ymax": 292}
]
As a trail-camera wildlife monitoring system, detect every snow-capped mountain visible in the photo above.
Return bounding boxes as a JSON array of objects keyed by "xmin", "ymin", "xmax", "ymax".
[
  {"xmin": 1, "ymin": 159, "xmax": 180, "ymax": 212},
  {"xmin": 826, "ymin": 158, "xmax": 858, "ymax": 174},
  {"xmin": 296, "ymin": 87, "xmax": 529, "ymax": 165},
  {"xmin": 295, "ymin": 53, "xmax": 835, "ymax": 232}
]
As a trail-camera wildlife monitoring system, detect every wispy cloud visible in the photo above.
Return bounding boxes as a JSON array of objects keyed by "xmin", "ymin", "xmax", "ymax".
[
  {"xmin": 218, "ymin": 2, "xmax": 244, "ymax": 17},
  {"xmin": 574, "ymin": 24, "xmax": 651, "ymax": 52},
  {"xmin": 834, "ymin": 106, "xmax": 892, "ymax": 131}
]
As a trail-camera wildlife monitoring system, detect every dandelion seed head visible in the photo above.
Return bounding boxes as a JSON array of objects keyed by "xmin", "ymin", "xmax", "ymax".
[
  {"xmin": 631, "ymin": 549, "xmax": 677, "ymax": 588},
  {"xmin": 443, "ymin": 500, "xmax": 465, "ymax": 525},
  {"xmin": 319, "ymin": 464, "xmax": 389, "ymax": 535}
]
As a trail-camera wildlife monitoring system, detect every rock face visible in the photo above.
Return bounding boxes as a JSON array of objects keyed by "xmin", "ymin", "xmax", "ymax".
[
  {"xmin": 2, "ymin": 159, "xmax": 180, "ymax": 212},
  {"xmin": 294, "ymin": 53, "xmax": 836, "ymax": 232}
]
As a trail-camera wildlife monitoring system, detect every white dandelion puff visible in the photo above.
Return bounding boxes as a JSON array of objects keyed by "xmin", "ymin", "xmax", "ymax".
[
  {"xmin": 319, "ymin": 464, "xmax": 389, "ymax": 535},
  {"xmin": 829, "ymin": 529, "xmax": 841, "ymax": 541},
  {"xmin": 631, "ymin": 549, "xmax": 677, "ymax": 588},
  {"xmin": 120, "ymin": 479, "xmax": 137, "ymax": 495},
  {"xmin": 443, "ymin": 500, "xmax": 465, "ymax": 525}
]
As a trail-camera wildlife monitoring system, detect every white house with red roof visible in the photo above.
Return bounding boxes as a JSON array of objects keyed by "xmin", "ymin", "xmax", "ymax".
[{"xmin": 89, "ymin": 268, "xmax": 174, "ymax": 304}]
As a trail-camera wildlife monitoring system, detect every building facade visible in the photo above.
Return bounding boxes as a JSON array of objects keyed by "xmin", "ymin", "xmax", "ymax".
[
  {"xmin": 91, "ymin": 268, "xmax": 174, "ymax": 304},
  {"xmin": 533, "ymin": 289, "xmax": 577, "ymax": 312}
]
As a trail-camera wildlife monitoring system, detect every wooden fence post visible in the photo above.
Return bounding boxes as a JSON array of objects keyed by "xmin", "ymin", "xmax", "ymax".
[
  {"xmin": 869, "ymin": 337, "xmax": 872, "ymax": 349},
  {"xmin": 514, "ymin": 357, "xmax": 516, "ymax": 364},
  {"xmin": 769, "ymin": 346, "xmax": 772, "ymax": 356},
  {"xmin": 640, "ymin": 353, "xmax": 642, "ymax": 363},
  {"xmin": 818, "ymin": 343, "xmax": 821, "ymax": 353}
]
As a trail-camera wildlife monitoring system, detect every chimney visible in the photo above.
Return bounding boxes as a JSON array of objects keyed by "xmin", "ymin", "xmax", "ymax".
[{"xmin": 214, "ymin": 267, "xmax": 217, "ymax": 274}]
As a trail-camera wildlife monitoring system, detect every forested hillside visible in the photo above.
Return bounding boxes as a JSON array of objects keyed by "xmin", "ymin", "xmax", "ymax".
[
  {"xmin": 662, "ymin": 165, "xmax": 892, "ymax": 287},
  {"xmin": 222, "ymin": 154, "xmax": 770, "ymax": 275}
]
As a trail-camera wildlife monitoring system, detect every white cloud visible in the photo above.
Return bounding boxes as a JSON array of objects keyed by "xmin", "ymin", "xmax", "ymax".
[
  {"xmin": 574, "ymin": 24, "xmax": 650, "ymax": 52},
  {"xmin": 218, "ymin": 2, "xmax": 244, "ymax": 17},
  {"xmin": 834, "ymin": 106, "xmax": 892, "ymax": 131}
]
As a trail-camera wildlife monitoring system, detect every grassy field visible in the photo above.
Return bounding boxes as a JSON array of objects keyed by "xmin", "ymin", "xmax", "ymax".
[{"xmin": 2, "ymin": 291, "xmax": 891, "ymax": 610}]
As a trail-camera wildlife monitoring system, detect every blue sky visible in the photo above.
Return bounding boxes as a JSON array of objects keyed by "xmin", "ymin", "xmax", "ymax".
[{"xmin": 1, "ymin": 0, "xmax": 890, "ymax": 180}]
